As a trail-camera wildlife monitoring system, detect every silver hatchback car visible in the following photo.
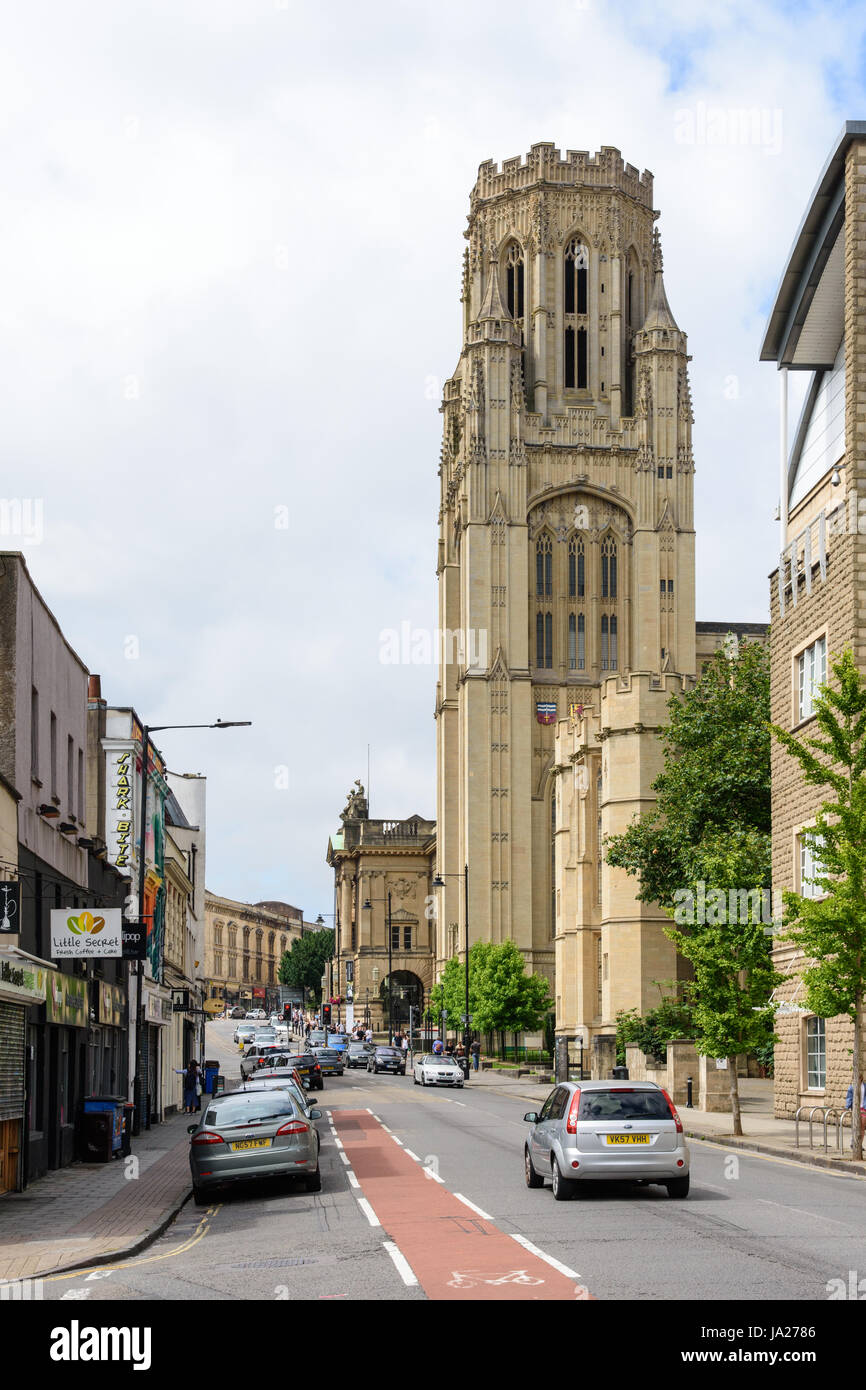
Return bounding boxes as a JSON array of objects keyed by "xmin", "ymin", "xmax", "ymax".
[
  {"xmin": 188, "ymin": 1088, "xmax": 322, "ymax": 1205},
  {"xmin": 523, "ymin": 1080, "xmax": 690, "ymax": 1200}
]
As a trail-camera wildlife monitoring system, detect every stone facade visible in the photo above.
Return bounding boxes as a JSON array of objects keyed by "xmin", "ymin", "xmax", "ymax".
[{"xmin": 204, "ymin": 892, "xmax": 303, "ymax": 1010}]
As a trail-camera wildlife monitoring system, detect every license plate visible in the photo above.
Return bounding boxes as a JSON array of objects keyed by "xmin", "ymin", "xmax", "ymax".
[
  {"xmin": 230, "ymin": 1138, "xmax": 271, "ymax": 1151},
  {"xmin": 605, "ymin": 1134, "xmax": 650, "ymax": 1145}
]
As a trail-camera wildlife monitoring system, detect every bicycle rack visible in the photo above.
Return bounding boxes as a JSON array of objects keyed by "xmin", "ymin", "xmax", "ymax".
[
  {"xmin": 795, "ymin": 1103, "xmax": 856, "ymax": 1154},
  {"xmin": 794, "ymin": 1104, "xmax": 831, "ymax": 1149}
]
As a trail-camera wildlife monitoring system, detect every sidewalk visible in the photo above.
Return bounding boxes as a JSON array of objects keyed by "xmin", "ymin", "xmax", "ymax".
[
  {"xmin": 0, "ymin": 1108, "xmax": 193, "ymax": 1283},
  {"xmin": 469, "ymin": 1069, "xmax": 866, "ymax": 1179}
]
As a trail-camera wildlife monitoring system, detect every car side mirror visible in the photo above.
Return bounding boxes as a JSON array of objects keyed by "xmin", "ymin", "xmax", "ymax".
[
  {"xmin": 523, "ymin": 1112, "xmax": 539, "ymax": 1124},
  {"xmin": 187, "ymin": 1124, "xmax": 198, "ymax": 1134},
  {"xmin": 308, "ymin": 1108, "xmax": 322, "ymax": 1120}
]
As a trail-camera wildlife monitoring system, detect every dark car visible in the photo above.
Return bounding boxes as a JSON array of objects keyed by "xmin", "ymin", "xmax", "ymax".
[
  {"xmin": 346, "ymin": 1042, "xmax": 374, "ymax": 1069},
  {"xmin": 310, "ymin": 1046, "xmax": 344, "ymax": 1077},
  {"xmin": 367, "ymin": 1046, "xmax": 406, "ymax": 1076},
  {"xmin": 277, "ymin": 1052, "xmax": 324, "ymax": 1091}
]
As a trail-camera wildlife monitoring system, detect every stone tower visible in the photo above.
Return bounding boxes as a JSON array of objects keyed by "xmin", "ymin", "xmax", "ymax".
[{"xmin": 433, "ymin": 142, "xmax": 696, "ymax": 1005}]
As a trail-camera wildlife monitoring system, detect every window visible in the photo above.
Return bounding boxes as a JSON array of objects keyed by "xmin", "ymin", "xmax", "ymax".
[
  {"xmin": 564, "ymin": 238, "xmax": 588, "ymax": 315},
  {"xmin": 568, "ymin": 614, "xmax": 577, "ymax": 670},
  {"xmin": 797, "ymin": 636, "xmax": 827, "ymax": 722},
  {"xmin": 577, "ymin": 613, "xmax": 585, "ymax": 670},
  {"xmin": 391, "ymin": 923, "xmax": 400, "ymax": 951},
  {"xmin": 31, "ymin": 688, "xmax": 39, "ymax": 778},
  {"xmin": 536, "ymin": 535, "xmax": 552, "ymax": 597},
  {"xmin": 805, "ymin": 1016, "xmax": 826, "ymax": 1089},
  {"xmin": 67, "ymin": 736, "xmax": 74, "ymax": 814},
  {"xmin": 568, "ymin": 537, "xmax": 585, "ymax": 598},
  {"xmin": 403, "ymin": 925, "xmax": 412, "ymax": 951},
  {"xmin": 601, "ymin": 538, "xmax": 617, "ymax": 599},
  {"xmin": 50, "ymin": 712, "xmax": 57, "ymax": 797},
  {"xmin": 577, "ymin": 328, "xmax": 587, "ymax": 389},
  {"xmin": 536, "ymin": 613, "xmax": 553, "ymax": 668},
  {"xmin": 77, "ymin": 748, "xmax": 84, "ymax": 822},
  {"xmin": 799, "ymin": 831, "xmax": 826, "ymax": 899},
  {"xmin": 505, "ymin": 242, "xmax": 524, "ymax": 319}
]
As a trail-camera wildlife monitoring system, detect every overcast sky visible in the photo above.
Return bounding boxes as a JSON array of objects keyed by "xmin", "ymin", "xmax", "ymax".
[{"xmin": 4, "ymin": 0, "xmax": 864, "ymax": 918}]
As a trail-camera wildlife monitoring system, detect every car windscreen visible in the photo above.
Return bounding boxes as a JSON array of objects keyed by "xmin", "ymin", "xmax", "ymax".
[
  {"xmin": 377, "ymin": 1048, "xmax": 401, "ymax": 1057},
  {"xmin": 348, "ymin": 1043, "xmax": 369, "ymax": 1052},
  {"xmin": 203, "ymin": 1095, "xmax": 296, "ymax": 1127},
  {"xmin": 421, "ymin": 1054, "xmax": 452, "ymax": 1065},
  {"xmin": 315, "ymin": 1050, "xmax": 340, "ymax": 1059},
  {"xmin": 578, "ymin": 1089, "xmax": 672, "ymax": 1121}
]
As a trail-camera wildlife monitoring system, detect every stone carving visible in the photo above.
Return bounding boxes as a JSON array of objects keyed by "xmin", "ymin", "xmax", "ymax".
[
  {"xmin": 340, "ymin": 780, "xmax": 368, "ymax": 822},
  {"xmin": 391, "ymin": 877, "xmax": 415, "ymax": 901}
]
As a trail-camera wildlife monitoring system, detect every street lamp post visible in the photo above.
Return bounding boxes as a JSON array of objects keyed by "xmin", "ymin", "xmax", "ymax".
[
  {"xmin": 362, "ymin": 891, "xmax": 393, "ymax": 1042},
  {"xmin": 132, "ymin": 718, "xmax": 250, "ymax": 1135},
  {"xmin": 315, "ymin": 911, "xmax": 339, "ymax": 1024},
  {"xmin": 431, "ymin": 863, "xmax": 470, "ymax": 1070}
]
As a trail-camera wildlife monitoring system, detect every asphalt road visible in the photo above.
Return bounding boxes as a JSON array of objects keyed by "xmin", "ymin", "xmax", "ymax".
[{"xmin": 42, "ymin": 1021, "xmax": 866, "ymax": 1302}]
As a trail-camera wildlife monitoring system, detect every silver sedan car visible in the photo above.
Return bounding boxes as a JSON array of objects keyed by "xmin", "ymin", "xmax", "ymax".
[
  {"xmin": 523, "ymin": 1080, "xmax": 690, "ymax": 1200},
  {"xmin": 188, "ymin": 1088, "xmax": 322, "ymax": 1205}
]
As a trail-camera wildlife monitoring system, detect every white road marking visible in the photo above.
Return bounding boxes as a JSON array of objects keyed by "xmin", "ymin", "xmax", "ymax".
[
  {"xmin": 339, "ymin": 1151, "xmax": 351, "ymax": 1166},
  {"xmin": 454, "ymin": 1193, "xmax": 493, "ymax": 1220},
  {"xmin": 390, "ymin": 1135, "xmax": 404, "ymax": 1146},
  {"xmin": 380, "ymin": 1122, "xmax": 392, "ymax": 1133},
  {"xmin": 404, "ymin": 1149, "xmax": 421, "ymax": 1162},
  {"xmin": 450, "ymin": 1099, "xmax": 467, "ymax": 1107},
  {"xmin": 423, "ymin": 1167, "xmax": 445, "ymax": 1184},
  {"xmin": 757, "ymin": 1197, "xmax": 849, "ymax": 1225},
  {"xmin": 333, "ymin": 1137, "xmax": 344, "ymax": 1150},
  {"xmin": 383, "ymin": 1241, "xmax": 418, "ymax": 1287},
  {"xmin": 365, "ymin": 1108, "xmax": 375, "ymax": 1114},
  {"xmin": 357, "ymin": 1197, "xmax": 381, "ymax": 1227},
  {"xmin": 510, "ymin": 1233, "xmax": 581, "ymax": 1281},
  {"xmin": 347, "ymin": 1171, "xmax": 360, "ymax": 1189}
]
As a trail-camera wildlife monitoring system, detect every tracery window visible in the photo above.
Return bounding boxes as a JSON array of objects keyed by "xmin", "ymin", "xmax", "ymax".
[
  {"xmin": 565, "ymin": 238, "xmax": 588, "ymax": 315},
  {"xmin": 505, "ymin": 241, "xmax": 524, "ymax": 320},
  {"xmin": 601, "ymin": 538, "xmax": 617, "ymax": 599},
  {"xmin": 536, "ymin": 612, "xmax": 553, "ymax": 668},
  {"xmin": 536, "ymin": 535, "xmax": 552, "ymax": 597}
]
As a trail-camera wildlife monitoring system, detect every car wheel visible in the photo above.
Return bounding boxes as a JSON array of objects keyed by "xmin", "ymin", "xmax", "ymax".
[
  {"xmin": 525, "ymin": 1147, "xmax": 544, "ymax": 1189},
  {"xmin": 665, "ymin": 1175, "xmax": 690, "ymax": 1198},
  {"xmin": 305, "ymin": 1166, "xmax": 322, "ymax": 1193},
  {"xmin": 551, "ymin": 1156, "xmax": 576, "ymax": 1201},
  {"xmin": 192, "ymin": 1183, "xmax": 209, "ymax": 1207}
]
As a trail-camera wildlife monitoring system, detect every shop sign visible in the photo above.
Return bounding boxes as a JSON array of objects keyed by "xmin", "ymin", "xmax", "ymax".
[
  {"xmin": 0, "ymin": 955, "xmax": 46, "ymax": 1004},
  {"xmin": 50, "ymin": 909, "xmax": 123, "ymax": 960},
  {"xmin": 106, "ymin": 745, "xmax": 136, "ymax": 872},
  {"xmin": 0, "ymin": 882, "xmax": 21, "ymax": 935},
  {"xmin": 44, "ymin": 970, "xmax": 88, "ymax": 1027},
  {"xmin": 122, "ymin": 923, "xmax": 147, "ymax": 960},
  {"xmin": 143, "ymin": 984, "xmax": 172, "ymax": 1025},
  {"xmin": 98, "ymin": 981, "xmax": 126, "ymax": 1027}
]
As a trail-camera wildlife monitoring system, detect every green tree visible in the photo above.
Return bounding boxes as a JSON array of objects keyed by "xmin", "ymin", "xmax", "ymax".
[
  {"xmin": 605, "ymin": 641, "xmax": 776, "ymax": 1134},
  {"xmin": 430, "ymin": 941, "xmax": 552, "ymax": 1039},
  {"xmin": 772, "ymin": 647, "xmax": 866, "ymax": 1161},
  {"xmin": 277, "ymin": 928, "xmax": 334, "ymax": 1005}
]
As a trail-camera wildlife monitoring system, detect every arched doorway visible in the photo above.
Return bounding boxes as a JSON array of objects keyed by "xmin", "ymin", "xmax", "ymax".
[{"xmin": 380, "ymin": 971, "xmax": 424, "ymax": 1030}]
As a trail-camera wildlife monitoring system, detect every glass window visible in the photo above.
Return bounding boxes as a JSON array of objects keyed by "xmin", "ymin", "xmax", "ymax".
[
  {"xmin": 545, "ymin": 613, "xmax": 553, "ymax": 668},
  {"xmin": 799, "ymin": 832, "xmax": 826, "ymax": 899},
  {"xmin": 797, "ymin": 636, "xmax": 827, "ymax": 722},
  {"xmin": 577, "ymin": 1089, "xmax": 672, "ymax": 1120},
  {"xmin": 577, "ymin": 614, "xmax": 585, "ymax": 670},
  {"xmin": 805, "ymin": 1017, "xmax": 826, "ymax": 1089},
  {"xmin": 601, "ymin": 615, "xmax": 609, "ymax": 669},
  {"xmin": 505, "ymin": 242, "xmax": 524, "ymax": 319},
  {"xmin": 568, "ymin": 614, "xmax": 577, "ymax": 670},
  {"xmin": 403, "ymin": 926, "xmax": 412, "ymax": 950},
  {"xmin": 391, "ymin": 924, "xmax": 400, "ymax": 950}
]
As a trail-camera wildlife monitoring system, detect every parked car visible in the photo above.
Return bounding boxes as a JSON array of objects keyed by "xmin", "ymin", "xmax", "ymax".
[
  {"xmin": 229, "ymin": 1006, "xmax": 246, "ymax": 1019},
  {"xmin": 239, "ymin": 1044, "xmax": 290, "ymax": 1079},
  {"xmin": 239, "ymin": 1077, "xmax": 320, "ymax": 1138},
  {"xmin": 188, "ymin": 1089, "xmax": 322, "ymax": 1204},
  {"xmin": 522, "ymin": 1081, "xmax": 690, "ymax": 1201},
  {"xmin": 345, "ymin": 1042, "xmax": 375, "ymax": 1070},
  {"xmin": 275, "ymin": 1052, "xmax": 323, "ymax": 1091},
  {"xmin": 413, "ymin": 1053, "xmax": 463, "ymax": 1087},
  {"xmin": 234, "ymin": 1022, "xmax": 258, "ymax": 1046},
  {"xmin": 251, "ymin": 1029, "xmax": 277, "ymax": 1048},
  {"xmin": 309, "ymin": 1047, "xmax": 344, "ymax": 1077},
  {"xmin": 307, "ymin": 1030, "xmax": 327, "ymax": 1048},
  {"xmin": 368, "ymin": 1046, "xmax": 406, "ymax": 1077}
]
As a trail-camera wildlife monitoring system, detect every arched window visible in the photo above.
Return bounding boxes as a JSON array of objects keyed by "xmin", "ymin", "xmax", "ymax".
[
  {"xmin": 565, "ymin": 238, "xmax": 588, "ymax": 315},
  {"xmin": 601, "ymin": 538, "xmax": 617, "ymax": 599},
  {"xmin": 505, "ymin": 241, "xmax": 524, "ymax": 320},
  {"xmin": 536, "ymin": 535, "xmax": 552, "ymax": 597},
  {"xmin": 568, "ymin": 614, "xmax": 576, "ymax": 670},
  {"xmin": 601, "ymin": 615, "xmax": 609, "ymax": 670},
  {"xmin": 536, "ymin": 612, "xmax": 553, "ymax": 668}
]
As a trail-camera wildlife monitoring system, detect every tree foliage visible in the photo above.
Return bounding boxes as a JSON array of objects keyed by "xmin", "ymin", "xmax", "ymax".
[
  {"xmin": 771, "ymin": 647, "xmax": 866, "ymax": 1160},
  {"xmin": 615, "ymin": 989, "xmax": 695, "ymax": 1065},
  {"xmin": 430, "ymin": 941, "xmax": 552, "ymax": 1036},
  {"xmin": 605, "ymin": 640, "xmax": 776, "ymax": 1134},
  {"xmin": 277, "ymin": 928, "xmax": 335, "ymax": 1003}
]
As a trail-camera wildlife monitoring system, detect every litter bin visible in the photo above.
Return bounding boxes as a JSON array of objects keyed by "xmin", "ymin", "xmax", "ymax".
[
  {"xmin": 203, "ymin": 1060, "xmax": 220, "ymax": 1094},
  {"xmin": 79, "ymin": 1096, "xmax": 125, "ymax": 1162},
  {"xmin": 121, "ymin": 1102, "xmax": 135, "ymax": 1158},
  {"xmin": 611, "ymin": 1065, "xmax": 629, "ymax": 1080}
]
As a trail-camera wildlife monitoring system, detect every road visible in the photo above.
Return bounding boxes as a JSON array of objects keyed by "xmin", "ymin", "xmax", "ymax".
[{"xmin": 42, "ymin": 1020, "xmax": 866, "ymax": 1302}]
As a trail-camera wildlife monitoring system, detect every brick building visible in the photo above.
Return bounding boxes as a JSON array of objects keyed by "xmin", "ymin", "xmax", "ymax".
[{"xmin": 761, "ymin": 121, "xmax": 866, "ymax": 1116}]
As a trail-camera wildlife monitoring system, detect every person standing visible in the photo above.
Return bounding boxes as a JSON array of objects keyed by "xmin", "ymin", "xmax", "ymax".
[
  {"xmin": 178, "ymin": 1059, "xmax": 200, "ymax": 1115},
  {"xmin": 470, "ymin": 1039, "xmax": 480, "ymax": 1072}
]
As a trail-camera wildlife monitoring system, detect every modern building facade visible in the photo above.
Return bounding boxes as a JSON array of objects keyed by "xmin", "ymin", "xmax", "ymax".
[{"xmin": 761, "ymin": 122, "xmax": 866, "ymax": 1116}]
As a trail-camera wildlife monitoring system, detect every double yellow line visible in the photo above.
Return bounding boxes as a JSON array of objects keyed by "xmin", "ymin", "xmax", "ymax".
[{"xmin": 46, "ymin": 1203, "xmax": 222, "ymax": 1283}]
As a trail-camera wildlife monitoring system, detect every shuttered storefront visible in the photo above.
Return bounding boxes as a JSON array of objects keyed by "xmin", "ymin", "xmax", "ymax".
[{"xmin": 0, "ymin": 1002, "xmax": 25, "ymax": 1192}]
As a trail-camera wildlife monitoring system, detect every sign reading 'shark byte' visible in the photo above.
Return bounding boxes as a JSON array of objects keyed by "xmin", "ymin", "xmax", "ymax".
[{"xmin": 50, "ymin": 908, "xmax": 124, "ymax": 959}]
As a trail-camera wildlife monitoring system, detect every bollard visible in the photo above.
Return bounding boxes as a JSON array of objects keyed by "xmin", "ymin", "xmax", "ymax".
[{"xmin": 686, "ymin": 1075, "xmax": 693, "ymax": 1109}]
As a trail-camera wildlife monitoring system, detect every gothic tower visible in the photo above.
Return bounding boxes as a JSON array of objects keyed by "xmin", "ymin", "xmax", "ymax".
[{"xmin": 434, "ymin": 143, "xmax": 696, "ymax": 1003}]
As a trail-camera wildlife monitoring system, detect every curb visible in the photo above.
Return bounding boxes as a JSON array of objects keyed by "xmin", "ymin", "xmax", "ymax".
[
  {"xmin": 684, "ymin": 1129, "xmax": 866, "ymax": 1178},
  {"xmin": 36, "ymin": 1184, "xmax": 193, "ymax": 1280}
]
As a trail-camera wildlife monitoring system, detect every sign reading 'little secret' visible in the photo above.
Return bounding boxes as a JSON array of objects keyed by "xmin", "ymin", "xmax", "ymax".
[{"xmin": 50, "ymin": 908, "xmax": 124, "ymax": 959}]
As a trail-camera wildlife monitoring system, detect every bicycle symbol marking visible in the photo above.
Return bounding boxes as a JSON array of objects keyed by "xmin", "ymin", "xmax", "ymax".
[{"xmin": 446, "ymin": 1268, "xmax": 544, "ymax": 1289}]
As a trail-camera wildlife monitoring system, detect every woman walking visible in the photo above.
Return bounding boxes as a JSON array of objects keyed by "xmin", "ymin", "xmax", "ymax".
[{"xmin": 180, "ymin": 1059, "xmax": 201, "ymax": 1114}]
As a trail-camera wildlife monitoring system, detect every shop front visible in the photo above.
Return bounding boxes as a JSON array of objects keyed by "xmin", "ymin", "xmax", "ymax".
[
  {"xmin": 0, "ymin": 952, "xmax": 47, "ymax": 1192},
  {"xmin": 140, "ymin": 981, "xmax": 172, "ymax": 1127},
  {"xmin": 89, "ymin": 978, "xmax": 128, "ymax": 1097},
  {"xmin": 42, "ymin": 967, "xmax": 89, "ymax": 1174}
]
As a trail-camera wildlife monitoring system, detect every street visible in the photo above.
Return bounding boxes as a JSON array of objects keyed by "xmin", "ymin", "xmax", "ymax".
[{"xmin": 39, "ymin": 1021, "xmax": 866, "ymax": 1303}]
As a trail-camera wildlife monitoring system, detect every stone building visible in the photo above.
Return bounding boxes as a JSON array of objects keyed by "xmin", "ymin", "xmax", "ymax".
[
  {"xmin": 433, "ymin": 144, "xmax": 766, "ymax": 1050},
  {"xmin": 761, "ymin": 121, "xmax": 866, "ymax": 1117},
  {"xmin": 204, "ymin": 891, "xmax": 304, "ymax": 1012},
  {"xmin": 326, "ymin": 782, "xmax": 435, "ymax": 1034}
]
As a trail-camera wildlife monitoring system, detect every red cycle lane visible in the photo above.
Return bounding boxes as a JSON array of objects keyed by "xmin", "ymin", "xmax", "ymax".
[{"xmin": 332, "ymin": 1109, "xmax": 586, "ymax": 1301}]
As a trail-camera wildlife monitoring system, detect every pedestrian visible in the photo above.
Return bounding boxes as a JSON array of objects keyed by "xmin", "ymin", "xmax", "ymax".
[
  {"xmin": 845, "ymin": 1073, "xmax": 866, "ymax": 1127},
  {"xmin": 432, "ymin": 1037, "xmax": 443, "ymax": 1056},
  {"xmin": 365, "ymin": 1026, "xmax": 373, "ymax": 1044},
  {"xmin": 470, "ymin": 1039, "xmax": 480, "ymax": 1071},
  {"xmin": 401, "ymin": 1033, "xmax": 409, "ymax": 1057},
  {"xmin": 177, "ymin": 1059, "xmax": 200, "ymax": 1114}
]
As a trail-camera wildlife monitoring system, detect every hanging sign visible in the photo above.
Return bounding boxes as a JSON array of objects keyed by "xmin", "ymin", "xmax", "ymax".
[
  {"xmin": 0, "ymin": 881, "xmax": 20, "ymax": 934},
  {"xmin": 50, "ymin": 908, "xmax": 124, "ymax": 959}
]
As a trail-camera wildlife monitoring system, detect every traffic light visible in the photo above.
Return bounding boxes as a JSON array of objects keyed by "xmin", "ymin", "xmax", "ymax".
[{"xmin": 322, "ymin": 1003, "xmax": 332, "ymax": 1027}]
